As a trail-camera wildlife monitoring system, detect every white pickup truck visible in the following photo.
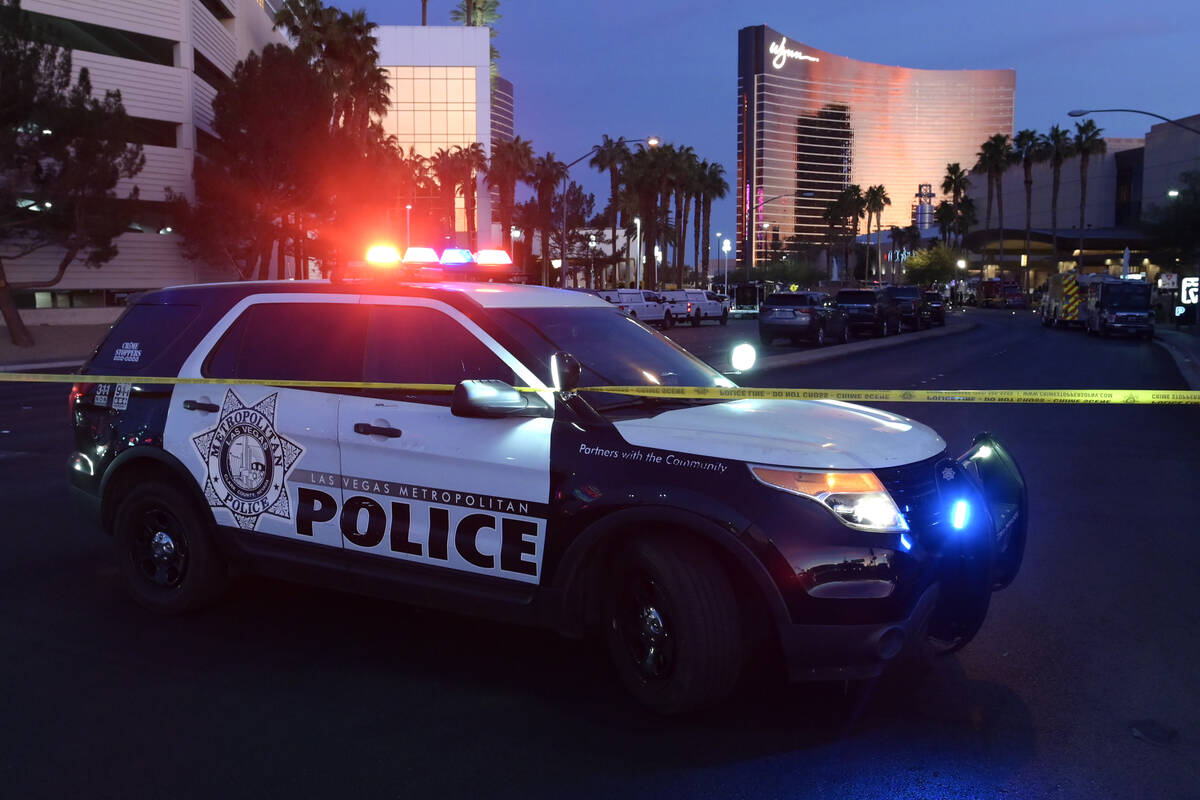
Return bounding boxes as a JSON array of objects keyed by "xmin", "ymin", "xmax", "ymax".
[
  {"xmin": 598, "ymin": 289, "xmax": 674, "ymax": 328},
  {"xmin": 662, "ymin": 289, "xmax": 730, "ymax": 326}
]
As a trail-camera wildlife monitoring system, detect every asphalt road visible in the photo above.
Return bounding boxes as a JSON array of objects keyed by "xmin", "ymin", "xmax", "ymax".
[{"xmin": 0, "ymin": 309, "xmax": 1197, "ymax": 799}]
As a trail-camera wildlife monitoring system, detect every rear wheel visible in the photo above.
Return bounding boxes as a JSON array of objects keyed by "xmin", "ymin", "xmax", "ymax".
[
  {"xmin": 839, "ymin": 324, "xmax": 850, "ymax": 344},
  {"xmin": 814, "ymin": 325, "xmax": 826, "ymax": 347},
  {"xmin": 604, "ymin": 534, "xmax": 743, "ymax": 714},
  {"xmin": 691, "ymin": 311, "xmax": 701, "ymax": 327},
  {"xmin": 719, "ymin": 309, "xmax": 729, "ymax": 326},
  {"xmin": 112, "ymin": 482, "xmax": 227, "ymax": 614},
  {"xmin": 663, "ymin": 312, "xmax": 673, "ymax": 329}
]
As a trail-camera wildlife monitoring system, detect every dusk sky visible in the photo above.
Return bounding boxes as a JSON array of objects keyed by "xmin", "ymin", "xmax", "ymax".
[{"xmin": 359, "ymin": 0, "xmax": 1199, "ymax": 239}]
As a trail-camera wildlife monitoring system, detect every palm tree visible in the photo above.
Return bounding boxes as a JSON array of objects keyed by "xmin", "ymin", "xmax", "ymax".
[
  {"xmin": 699, "ymin": 161, "xmax": 728, "ymax": 282},
  {"xmin": 421, "ymin": 0, "xmax": 428, "ymax": 25},
  {"xmin": 673, "ymin": 147, "xmax": 699, "ymax": 287},
  {"xmin": 1013, "ymin": 129, "xmax": 1047, "ymax": 290},
  {"xmin": 489, "ymin": 136, "xmax": 534, "ymax": 252},
  {"xmin": 845, "ymin": 185, "xmax": 866, "ymax": 279},
  {"xmin": 889, "ymin": 225, "xmax": 903, "ymax": 264},
  {"xmin": 430, "ymin": 147, "xmax": 462, "ymax": 239},
  {"xmin": 934, "ymin": 201, "xmax": 956, "ymax": 245},
  {"xmin": 273, "ymin": 0, "xmax": 335, "ymax": 64},
  {"xmin": 589, "ymin": 135, "xmax": 630, "ymax": 286},
  {"xmin": 530, "ymin": 152, "xmax": 566, "ymax": 285},
  {"xmin": 455, "ymin": 142, "xmax": 488, "ymax": 250},
  {"xmin": 1045, "ymin": 125, "xmax": 1074, "ymax": 266},
  {"xmin": 1073, "ymin": 119, "xmax": 1107, "ymax": 270},
  {"xmin": 941, "ymin": 163, "xmax": 971, "ymax": 246},
  {"xmin": 622, "ymin": 145, "xmax": 664, "ymax": 288},
  {"xmin": 451, "ymin": 1, "xmax": 502, "ymax": 80},
  {"xmin": 865, "ymin": 184, "xmax": 891, "ymax": 281},
  {"xmin": 974, "ymin": 133, "xmax": 1014, "ymax": 274}
]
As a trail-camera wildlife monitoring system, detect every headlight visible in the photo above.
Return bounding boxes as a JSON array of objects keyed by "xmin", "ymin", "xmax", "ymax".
[{"xmin": 749, "ymin": 466, "xmax": 908, "ymax": 532}]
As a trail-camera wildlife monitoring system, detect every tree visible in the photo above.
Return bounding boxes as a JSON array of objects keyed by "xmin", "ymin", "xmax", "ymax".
[
  {"xmin": 1073, "ymin": 119, "xmax": 1107, "ymax": 268},
  {"xmin": 672, "ymin": 146, "xmax": 699, "ymax": 287},
  {"xmin": 430, "ymin": 146, "xmax": 462, "ymax": 240},
  {"xmin": 934, "ymin": 201, "xmax": 957, "ymax": 245},
  {"xmin": 1045, "ymin": 124, "xmax": 1074, "ymax": 264},
  {"xmin": 941, "ymin": 162, "xmax": 971, "ymax": 245},
  {"xmin": 450, "ymin": 0, "xmax": 501, "ymax": 80},
  {"xmin": 589, "ymin": 134, "xmax": 629, "ymax": 286},
  {"xmin": 621, "ymin": 144, "xmax": 664, "ymax": 288},
  {"xmin": 904, "ymin": 244, "xmax": 964, "ymax": 287},
  {"xmin": 176, "ymin": 45, "xmax": 337, "ymax": 282},
  {"xmin": 529, "ymin": 152, "xmax": 565, "ymax": 285},
  {"xmin": 698, "ymin": 161, "xmax": 728, "ymax": 283},
  {"xmin": 974, "ymin": 133, "xmax": 1014, "ymax": 274},
  {"xmin": 1013, "ymin": 129, "xmax": 1047, "ymax": 290},
  {"xmin": 0, "ymin": 0, "xmax": 145, "ymax": 345},
  {"xmin": 456, "ymin": 142, "xmax": 488, "ymax": 250},
  {"xmin": 865, "ymin": 184, "xmax": 890, "ymax": 281},
  {"xmin": 489, "ymin": 135, "xmax": 533, "ymax": 252},
  {"xmin": 274, "ymin": 1, "xmax": 388, "ymax": 136},
  {"xmin": 550, "ymin": 180, "xmax": 594, "ymax": 286}
]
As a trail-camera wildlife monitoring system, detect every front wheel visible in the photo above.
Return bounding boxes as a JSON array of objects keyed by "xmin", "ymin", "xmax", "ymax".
[
  {"xmin": 604, "ymin": 535, "xmax": 742, "ymax": 714},
  {"xmin": 814, "ymin": 326, "xmax": 826, "ymax": 347},
  {"xmin": 719, "ymin": 309, "xmax": 729, "ymax": 326},
  {"xmin": 839, "ymin": 325, "xmax": 850, "ymax": 345},
  {"xmin": 112, "ymin": 482, "xmax": 228, "ymax": 614}
]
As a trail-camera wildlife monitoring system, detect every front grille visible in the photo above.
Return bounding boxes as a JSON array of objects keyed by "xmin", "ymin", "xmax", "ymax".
[{"xmin": 875, "ymin": 453, "xmax": 946, "ymax": 537}]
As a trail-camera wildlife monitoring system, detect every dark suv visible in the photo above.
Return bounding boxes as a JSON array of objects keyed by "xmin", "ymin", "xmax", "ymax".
[
  {"xmin": 834, "ymin": 288, "xmax": 900, "ymax": 337},
  {"xmin": 923, "ymin": 291, "xmax": 947, "ymax": 326},
  {"xmin": 759, "ymin": 292, "xmax": 849, "ymax": 347},
  {"xmin": 885, "ymin": 286, "xmax": 930, "ymax": 331}
]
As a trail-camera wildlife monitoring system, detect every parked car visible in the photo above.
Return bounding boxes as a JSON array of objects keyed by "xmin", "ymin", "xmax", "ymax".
[
  {"xmin": 661, "ymin": 289, "xmax": 729, "ymax": 326},
  {"xmin": 834, "ymin": 288, "xmax": 900, "ymax": 337},
  {"xmin": 758, "ymin": 292, "xmax": 849, "ymax": 346},
  {"xmin": 598, "ymin": 289, "xmax": 673, "ymax": 328},
  {"xmin": 885, "ymin": 285, "xmax": 930, "ymax": 331},
  {"xmin": 923, "ymin": 291, "xmax": 947, "ymax": 326}
]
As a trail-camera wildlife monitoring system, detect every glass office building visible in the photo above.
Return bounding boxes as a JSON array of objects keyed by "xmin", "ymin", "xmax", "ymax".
[{"xmin": 736, "ymin": 25, "xmax": 1015, "ymax": 267}]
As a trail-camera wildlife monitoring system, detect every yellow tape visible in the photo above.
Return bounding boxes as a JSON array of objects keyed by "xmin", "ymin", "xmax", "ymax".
[{"xmin": 2, "ymin": 371, "xmax": 1198, "ymax": 404}]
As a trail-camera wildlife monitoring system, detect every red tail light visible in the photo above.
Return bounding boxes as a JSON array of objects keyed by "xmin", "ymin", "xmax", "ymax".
[
  {"xmin": 69, "ymin": 382, "xmax": 93, "ymax": 418},
  {"xmin": 687, "ymin": 302, "xmax": 693, "ymax": 312}
]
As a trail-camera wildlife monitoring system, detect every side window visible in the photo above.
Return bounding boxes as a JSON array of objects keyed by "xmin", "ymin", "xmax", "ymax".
[
  {"xmin": 363, "ymin": 305, "xmax": 517, "ymax": 405},
  {"xmin": 205, "ymin": 302, "xmax": 368, "ymax": 387}
]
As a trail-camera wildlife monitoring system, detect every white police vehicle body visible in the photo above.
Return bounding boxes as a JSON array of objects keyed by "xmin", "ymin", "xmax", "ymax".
[{"xmin": 68, "ymin": 277, "xmax": 1026, "ymax": 713}]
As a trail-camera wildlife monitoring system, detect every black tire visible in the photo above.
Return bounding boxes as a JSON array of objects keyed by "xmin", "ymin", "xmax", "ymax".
[
  {"xmin": 604, "ymin": 534, "xmax": 742, "ymax": 714},
  {"xmin": 629, "ymin": 310, "xmax": 638, "ymax": 320},
  {"xmin": 839, "ymin": 324, "xmax": 850, "ymax": 344},
  {"xmin": 691, "ymin": 311, "xmax": 701, "ymax": 327},
  {"xmin": 719, "ymin": 309, "xmax": 729, "ymax": 326},
  {"xmin": 876, "ymin": 320, "xmax": 887, "ymax": 338},
  {"xmin": 814, "ymin": 325, "xmax": 826, "ymax": 347},
  {"xmin": 759, "ymin": 331, "xmax": 772, "ymax": 346},
  {"xmin": 663, "ymin": 312, "xmax": 673, "ymax": 329},
  {"xmin": 112, "ymin": 482, "xmax": 228, "ymax": 614}
]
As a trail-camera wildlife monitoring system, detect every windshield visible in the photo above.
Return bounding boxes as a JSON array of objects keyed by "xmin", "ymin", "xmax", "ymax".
[
  {"xmin": 837, "ymin": 291, "xmax": 876, "ymax": 304},
  {"xmin": 1100, "ymin": 283, "xmax": 1150, "ymax": 309},
  {"xmin": 485, "ymin": 306, "xmax": 735, "ymax": 409}
]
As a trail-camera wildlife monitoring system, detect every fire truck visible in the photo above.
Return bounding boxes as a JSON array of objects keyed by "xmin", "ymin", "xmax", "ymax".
[{"xmin": 1040, "ymin": 271, "xmax": 1085, "ymax": 328}]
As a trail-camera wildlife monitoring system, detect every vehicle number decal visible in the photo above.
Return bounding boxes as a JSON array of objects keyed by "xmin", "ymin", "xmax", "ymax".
[
  {"xmin": 111, "ymin": 383, "xmax": 131, "ymax": 411},
  {"xmin": 94, "ymin": 384, "xmax": 111, "ymax": 408}
]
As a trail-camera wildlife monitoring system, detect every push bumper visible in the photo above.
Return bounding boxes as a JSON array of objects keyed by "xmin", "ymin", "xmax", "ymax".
[{"xmin": 778, "ymin": 583, "xmax": 940, "ymax": 681}]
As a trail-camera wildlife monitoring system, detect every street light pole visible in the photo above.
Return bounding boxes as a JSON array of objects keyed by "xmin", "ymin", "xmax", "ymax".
[
  {"xmin": 1068, "ymin": 108, "xmax": 1200, "ymax": 137},
  {"xmin": 634, "ymin": 216, "xmax": 642, "ymax": 288},
  {"xmin": 405, "ymin": 204, "xmax": 412, "ymax": 251},
  {"xmin": 722, "ymin": 238, "xmax": 731, "ymax": 297}
]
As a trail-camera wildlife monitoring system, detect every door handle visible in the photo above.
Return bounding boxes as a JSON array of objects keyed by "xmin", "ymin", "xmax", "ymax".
[
  {"xmin": 183, "ymin": 400, "xmax": 219, "ymax": 413},
  {"xmin": 354, "ymin": 422, "xmax": 403, "ymax": 438}
]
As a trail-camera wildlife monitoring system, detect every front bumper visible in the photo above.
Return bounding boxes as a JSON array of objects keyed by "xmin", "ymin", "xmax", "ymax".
[{"xmin": 779, "ymin": 583, "xmax": 939, "ymax": 680}]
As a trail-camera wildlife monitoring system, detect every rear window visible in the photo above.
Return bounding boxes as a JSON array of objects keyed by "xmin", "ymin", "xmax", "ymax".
[
  {"xmin": 88, "ymin": 303, "xmax": 202, "ymax": 375},
  {"xmin": 204, "ymin": 302, "xmax": 367, "ymax": 386},
  {"xmin": 764, "ymin": 293, "xmax": 817, "ymax": 306},
  {"xmin": 887, "ymin": 287, "xmax": 920, "ymax": 299},
  {"xmin": 836, "ymin": 291, "xmax": 877, "ymax": 304}
]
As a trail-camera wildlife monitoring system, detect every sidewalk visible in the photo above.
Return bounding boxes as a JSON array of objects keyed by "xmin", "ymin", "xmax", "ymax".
[
  {"xmin": 1154, "ymin": 326, "xmax": 1200, "ymax": 390},
  {"xmin": 0, "ymin": 324, "xmax": 110, "ymax": 371}
]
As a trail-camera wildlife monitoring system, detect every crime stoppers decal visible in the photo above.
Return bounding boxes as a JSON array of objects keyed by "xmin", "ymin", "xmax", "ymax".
[{"xmin": 192, "ymin": 389, "xmax": 304, "ymax": 530}]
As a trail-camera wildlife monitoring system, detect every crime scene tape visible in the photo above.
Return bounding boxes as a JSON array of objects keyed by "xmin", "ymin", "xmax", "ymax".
[{"xmin": 1, "ymin": 371, "xmax": 1198, "ymax": 404}]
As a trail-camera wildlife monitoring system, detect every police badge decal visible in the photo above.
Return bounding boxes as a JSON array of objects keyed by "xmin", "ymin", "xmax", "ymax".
[{"xmin": 192, "ymin": 389, "xmax": 303, "ymax": 530}]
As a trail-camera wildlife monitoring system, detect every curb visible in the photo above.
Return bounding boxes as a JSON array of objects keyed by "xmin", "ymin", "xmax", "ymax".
[
  {"xmin": 712, "ymin": 318, "xmax": 978, "ymax": 374},
  {"xmin": 1153, "ymin": 334, "xmax": 1200, "ymax": 391}
]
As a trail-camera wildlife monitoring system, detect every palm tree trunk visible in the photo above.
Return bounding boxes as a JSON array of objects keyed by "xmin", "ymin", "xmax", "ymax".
[
  {"xmin": 701, "ymin": 196, "xmax": 712, "ymax": 283},
  {"xmin": 1024, "ymin": 163, "xmax": 1033, "ymax": 293},
  {"xmin": 609, "ymin": 167, "xmax": 619, "ymax": 289},
  {"xmin": 997, "ymin": 179, "xmax": 1005, "ymax": 279},
  {"xmin": 421, "ymin": 0, "xmax": 428, "ymax": 25},
  {"xmin": 692, "ymin": 194, "xmax": 701, "ymax": 286},
  {"xmin": 464, "ymin": 174, "xmax": 477, "ymax": 250}
]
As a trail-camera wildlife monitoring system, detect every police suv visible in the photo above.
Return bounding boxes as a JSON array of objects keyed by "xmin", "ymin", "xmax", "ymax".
[{"xmin": 68, "ymin": 277, "xmax": 1026, "ymax": 714}]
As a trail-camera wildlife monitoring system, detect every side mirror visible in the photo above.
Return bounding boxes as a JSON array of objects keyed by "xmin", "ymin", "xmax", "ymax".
[
  {"xmin": 551, "ymin": 351, "xmax": 581, "ymax": 396},
  {"xmin": 451, "ymin": 380, "xmax": 551, "ymax": 419}
]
